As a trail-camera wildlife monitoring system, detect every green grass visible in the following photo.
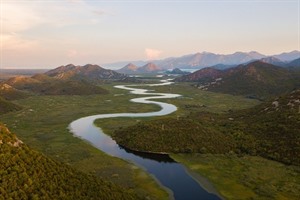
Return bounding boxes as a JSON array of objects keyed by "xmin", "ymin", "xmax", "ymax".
[
  {"xmin": 96, "ymin": 82, "xmax": 259, "ymax": 136},
  {"xmin": 0, "ymin": 91, "xmax": 168, "ymax": 199},
  {"xmin": 0, "ymin": 80, "xmax": 262, "ymax": 199},
  {"xmin": 172, "ymin": 154, "xmax": 300, "ymax": 200},
  {"xmin": 0, "ymin": 96, "xmax": 22, "ymax": 114}
]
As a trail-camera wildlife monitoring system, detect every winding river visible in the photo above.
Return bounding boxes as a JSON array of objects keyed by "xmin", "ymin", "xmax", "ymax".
[{"xmin": 69, "ymin": 80, "xmax": 221, "ymax": 200}]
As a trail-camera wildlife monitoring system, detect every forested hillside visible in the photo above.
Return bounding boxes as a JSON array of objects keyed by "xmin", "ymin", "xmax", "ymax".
[
  {"xmin": 0, "ymin": 123, "xmax": 139, "ymax": 200},
  {"xmin": 176, "ymin": 61, "xmax": 299, "ymax": 99},
  {"xmin": 114, "ymin": 90, "xmax": 300, "ymax": 166}
]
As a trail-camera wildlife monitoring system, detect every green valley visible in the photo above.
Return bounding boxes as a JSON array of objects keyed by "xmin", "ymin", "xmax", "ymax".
[
  {"xmin": 1, "ymin": 59, "xmax": 299, "ymax": 200},
  {"xmin": 0, "ymin": 89, "xmax": 168, "ymax": 199},
  {"xmin": 3, "ymin": 2, "xmax": 300, "ymax": 199}
]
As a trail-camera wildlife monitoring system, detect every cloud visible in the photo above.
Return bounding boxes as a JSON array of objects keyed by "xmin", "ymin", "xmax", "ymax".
[
  {"xmin": 65, "ymin": 0, "xmax": 85, "ymax": 4},
  {"xmin": 1, "ymin": 2, "xmax": 43, "ymax": 34},
  {"xmin": 67, "ymin": 49, "xmax": 79, "ymax": 57},
  {"xmin": 145, "ymin": 48, "xmax": 163, "ymax": 60},
  {"xmin": 1, "ymin": 33, "xmax": 38, "ymax": 51},
  {"xmin": 93, "ymin": 10, "xmax": 106, "ymax": 16}
]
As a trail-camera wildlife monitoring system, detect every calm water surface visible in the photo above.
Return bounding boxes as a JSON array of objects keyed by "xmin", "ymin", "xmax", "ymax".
[{"xmin": 69, "ymin": 80, "xmax": 221, "ymax": 200}]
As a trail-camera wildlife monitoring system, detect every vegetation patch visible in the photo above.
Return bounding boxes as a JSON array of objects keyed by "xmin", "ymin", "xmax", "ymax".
[
  {"xmin": 113, "ymin": 89, "xmax": 300, "ymax": 166},
  {"xmin": 0, "ymin": 96, "xmax": 22, "ymax": 114},
  {"xmin": 0, "ymin": 92, "xmax": 168, "ymax": 199},
  {"xmin": 0, "ymin": 123, "xmax": 140, "ymax": 200},
  {"xmin": 172, "ymin": 154, "xmax": 300, "ymax": 200}
]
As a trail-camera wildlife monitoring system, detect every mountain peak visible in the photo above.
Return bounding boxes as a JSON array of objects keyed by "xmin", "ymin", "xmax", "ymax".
[
  {"xmin": 273, "ymin": 50, "xmax": 300, "ymax": 61},
  {"xmin": 258, "ymin": 57, "xmax": 285, "ymax": 67},
  {"xmin": 125, "ymin": 63, "xmax": 138, "ymax": 70},
  {"xmin": 175, "ymin": 67, "xmax": 222, "ymax": 82},
  {"xmin": 117, "ymin": 63, "xmax": 139, "ymax": 74},
  {"xmin": 45, "ymin": 64, "xmax": 126, "ymax": 81},
  {"xmin": 141, "ymin": 63, "xmax": 161, "ymax": 71}
]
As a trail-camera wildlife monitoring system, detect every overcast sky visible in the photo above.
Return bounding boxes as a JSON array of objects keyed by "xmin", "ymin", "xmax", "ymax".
[{"xmin": 1, "ymin": 0, "xmax": 299, "ymax": 69}]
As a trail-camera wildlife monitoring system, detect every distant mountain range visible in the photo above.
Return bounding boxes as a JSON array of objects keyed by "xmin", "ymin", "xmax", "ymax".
[
  {"xmin": 175, "ymin": 60, "xmax": 300, "ymax": 99},
  {"xmin": 286, "ymin": 58, "xmax": 300, "ymax": 68},
  {"xmin": 117, "ymin": 62, "xmax": 161, "ymax": 74},
  {"xmin": 1, "ymin": 64, "xmax": 129, "ymax": 96},
  {"xmin": 104, "ymin": 50, "xmax": 300, "ymax": 70}
]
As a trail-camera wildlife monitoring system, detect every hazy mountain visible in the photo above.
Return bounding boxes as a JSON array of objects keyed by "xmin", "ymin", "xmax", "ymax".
[
  {"xmin": 116, "ymin": 62, "xmax": 161, "ymax": 74},
  {"xmin": 175, "ymin": 67, "xmax": 222, "ymax": 82},
  {"xmin": 46, "ymin": 64, "xmax": 127, "ymax": 81},
  {"xmin": 259, "ymin": 57, "xmax": 286, "ymax": 67},
  {"xmin": 136, "ymin": 63, "xmax": 161, "ymax": 73},
  {"xmin": 103, "ymin": 60, "xmax": 148, "ymax": 69},
  {"xmin": 176, "ymin": 61, "xmax": 299, "ymax": 98},
  {"xmin": 287, "ymin": 58, "xmax": 300, "ymax": 88},
  {"xmin": 160, "ymin": 51, "xmax": 298, "ymax": 69},
  {"xmin": 272, "ymin": 50, "xmax": 300, "ymax": 61},
  {"xmin": 117, "ymin": 63, "xmax": 139, "ymax": 74},
  {"xmin": 287, "ymin": 57, "xmax": 300, "ymax": 68},
  {"xmin": 104, "ymin": 50, "xmax": 299, "ymax": 70},
  {"xmin": 165, "ymin": 68, "xmax": 190, "ymax": 75}
]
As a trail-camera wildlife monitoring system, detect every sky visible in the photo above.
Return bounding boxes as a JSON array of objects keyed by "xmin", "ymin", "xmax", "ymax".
[{"xmin": 0, "ymin": 0, "xmax": 299, "ymax": 69}]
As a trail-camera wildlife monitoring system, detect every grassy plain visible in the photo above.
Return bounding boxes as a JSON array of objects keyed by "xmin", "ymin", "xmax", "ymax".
[
  {"xmin": 172, "ymin": 154, "xmax": 300, "ymax": 200},
  {"xmin": 0, "ymin": 84, "xmax": 168, "ymax": 200}
]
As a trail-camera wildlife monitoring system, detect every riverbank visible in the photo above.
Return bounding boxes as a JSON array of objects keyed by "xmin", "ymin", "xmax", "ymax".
[
  {"xmin": 172, "ymin": 154, "xmax": 300, "ymax": 200},
  {"xmin": 0, "ymin": 93, "xmax": 169, "ymax": 199},
  {"xmin": 0, "ymin": 80, "xmax": 261, "ymax": 199},
  {"xmin": 70, "ymin": 80, "xmax": 220, "ymax": 200}
]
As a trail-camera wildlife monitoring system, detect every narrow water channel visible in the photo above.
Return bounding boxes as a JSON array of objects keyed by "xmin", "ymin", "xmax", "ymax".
[{"xmin": 69, "ymin": 80, "xmax": 221, "ymax": 200}]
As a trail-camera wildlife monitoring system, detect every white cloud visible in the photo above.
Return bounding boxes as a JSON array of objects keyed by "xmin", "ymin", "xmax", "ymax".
[
  {"xmin": 67, "ymin": 49, "xmax": 78, "ymax": 57},
  {"xmin": 93, "ymin": 10, "xmax": 106, "ymax": 16},
  {"xmin": 66, "ymin": 0, "xmax": 84, "ymax": 3},
  {"xmin": 145, "ymin": 48, "xmax": 163, "ymax": 60},
  {"xmin": 2, "ymin": 2, "xmax": 43, "ymax": 34},
  {"xmin": 0, "ymin": 1, "xmax": 109, "ymax": 52},
  {"xmin": 1, "ymin": 33, "xmax": 38, "ymax": 51}
]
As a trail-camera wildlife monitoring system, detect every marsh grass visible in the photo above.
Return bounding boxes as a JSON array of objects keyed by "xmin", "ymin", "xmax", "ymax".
[
  {"xmin": 172, "ymin": 154, "xmax": 300, "ymax": 200},
  {"xmin": 0, "ymin": 92, "xmax": 168, "ymax": 199},
  {"xmin": 0, "ymin": 81, "xmax": 260, "ymax": 199}
]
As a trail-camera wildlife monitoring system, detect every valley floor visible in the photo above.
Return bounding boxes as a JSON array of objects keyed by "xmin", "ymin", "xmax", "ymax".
[{"xmin": 1, "ymin": 80, "xmax": 299, "ymax": 199}]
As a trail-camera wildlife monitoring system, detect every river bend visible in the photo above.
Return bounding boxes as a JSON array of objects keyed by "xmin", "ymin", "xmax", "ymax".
[{"xmin": 69, "ymin": 80, "xmax": 220, "ymax": 200}]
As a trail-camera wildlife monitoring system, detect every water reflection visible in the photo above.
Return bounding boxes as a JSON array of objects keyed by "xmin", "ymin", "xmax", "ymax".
[{"xmin": 69, "ymin": 80, "xmax": 221, "ymax": 200}]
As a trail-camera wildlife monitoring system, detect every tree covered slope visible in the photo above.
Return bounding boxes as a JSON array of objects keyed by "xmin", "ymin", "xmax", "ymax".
[
  {"xmin": 114, "ymin": 89, "xmax": 300, "ymax": 166},
  {"xmin": 0, "ymin": 123, "xmax": 140, "ymax": 200}
]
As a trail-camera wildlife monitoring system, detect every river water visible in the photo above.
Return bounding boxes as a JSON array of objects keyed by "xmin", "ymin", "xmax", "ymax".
[{"xmin": 69, "ymin": 80, "xmax": 221, "ymax": 200}]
